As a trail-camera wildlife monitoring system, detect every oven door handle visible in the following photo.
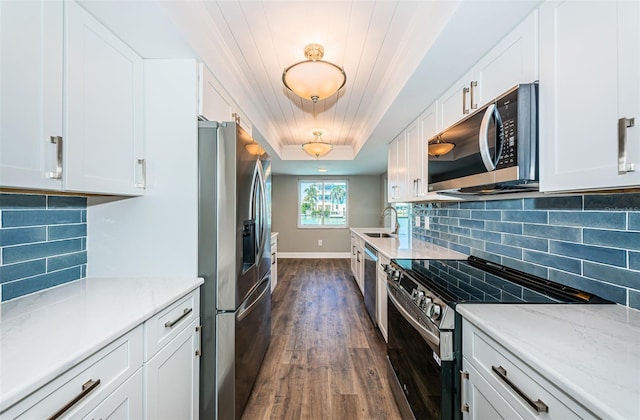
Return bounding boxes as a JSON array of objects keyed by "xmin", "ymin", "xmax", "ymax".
[{"xmin": 387, "ymin": 286, "xmax": 440, "ymax": 349}]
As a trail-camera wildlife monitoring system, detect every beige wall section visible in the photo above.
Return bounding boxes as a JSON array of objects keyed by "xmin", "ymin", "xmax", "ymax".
[{"xmin": 272, "ymin": 175, "xmax": 383, "ymax": 253}]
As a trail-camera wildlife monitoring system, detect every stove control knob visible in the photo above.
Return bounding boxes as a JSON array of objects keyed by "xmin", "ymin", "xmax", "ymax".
[
  {"xmin": 415, "ymin": 291, "xmax": 425, "ymax": 306},
  {"xmin": 419, "ymin": 296, "xmax": 432, "ymax": 310},
  {"xmin": 410, "ymin": 289, "xmax": 419, "ymax": 300},
  {"xmin": 428, "ymin": 304, "xmax": 442, "ymax": 321},
  {"xmin": 382, "ymin": 264, "xmax": 390, "ymax": 273},
  {"xmin": 393, "ymin": 271, "xmax": 401, "ymax": 281}
]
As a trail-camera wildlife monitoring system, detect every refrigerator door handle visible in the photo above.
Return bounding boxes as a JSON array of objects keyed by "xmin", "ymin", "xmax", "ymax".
[
  {"xmin": 237, "ymin": 276, "xmax": 270, "ymax": 322},
  {"xmin": 254, "ymin": 161, "xmax": 268, "ymax": 264}
]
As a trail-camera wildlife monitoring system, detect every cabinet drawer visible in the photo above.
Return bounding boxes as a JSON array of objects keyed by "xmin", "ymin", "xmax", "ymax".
[
  {"xmin": 81, "ymin": 368, "xmax": 143, "ymax": 420},
  {"xmin": 3, "ymin": 326, "xmax": 143, "ymax": 419},
  {"xmin": 463, "ymin": 321, "xmax": 595, "ymax": 419},
  {"xmin": 144, "ymin": 289, "xmax": 200, "ymax": 361}
]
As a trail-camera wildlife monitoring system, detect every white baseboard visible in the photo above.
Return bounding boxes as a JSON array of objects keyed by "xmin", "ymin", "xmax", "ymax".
[{"xmin": 278, "ymin": 252, "xmax": 351, "ymax": 259}]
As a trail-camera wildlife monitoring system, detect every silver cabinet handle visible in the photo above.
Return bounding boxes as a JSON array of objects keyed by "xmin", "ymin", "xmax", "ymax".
[
  {"xmin": 618, "ymin": 117, "xmax": 636, "ymax": 174},
  {"xmin": 492, "ymin": 365, "xmax": 549, "ymax": 413},
  {"xmin": 271, "ymin": 253, "xmax": 276, "ymax": 265},
  {"xmin": 48, "ymin": 379, "xmax": 101, "ymax": 420},
  {"xmin": 352, "ymin": 245, "xmax": 356, "ymax": 256},
  {"xmin": 460, "ymin": 370, "xmax": 470, "ymax": 413},
  {"xmin": 357, "ymin": 250, "xmax": 361, "ymax": 263},
  {"xmin": 195, "ymin": 325, "xmax": 202, "ymax": 357},
  {"xmin": 164, "ymin": 307, "xmax": 193, "ymax": 328},
  {"xmin": 470, "ymin": 81, "xmax": 478, "ymax": 110},
  {"xmin": 463, "ymin": 86, "xmax": 470, "ymax": 114},
  {"xmin": 136, "ymin": 158, "xmax": 146, "ymax": 188},
  {"xmin": 47, "ymin": 136, "xmax": 63, "ymax": 179}
]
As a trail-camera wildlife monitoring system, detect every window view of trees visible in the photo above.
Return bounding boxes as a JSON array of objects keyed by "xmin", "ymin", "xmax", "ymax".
[{"xmin": 299, "ymin": 180, "xmax": 348, "ymax": 227}]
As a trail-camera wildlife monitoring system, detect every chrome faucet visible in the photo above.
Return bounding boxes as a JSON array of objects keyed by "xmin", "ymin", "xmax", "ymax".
[{"xmin": 381, "ymin": 206, "xmax": 400, "ymax": 235}]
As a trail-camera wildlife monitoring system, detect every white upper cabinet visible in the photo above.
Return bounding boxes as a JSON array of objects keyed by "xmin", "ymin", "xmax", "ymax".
[
  {"xmin": 387, "ymin": 134, "xmax": 399, "ymax": 202},
  {"xmin": 539, "ymin": 0, "xmax": 640, "ymax": 192},
  {"xmin": 439, "ymin": 70, "xmax": 474, "ymax": 132},
  {"xmin": 0, "ymin": 1, "xmax": 64, "ymax": 190},
  {"xmin": 406, "ymin": 120, "xmax": 423, "ymax": 200},
  {"xmin": 439, "ymin": 11, "xmax": 538, "ymax": 132},
  {"xmin": 0, "ymin": 0, "xmax": 144, "ymax": 196},
  {"xmin": 198, "ymin": 63, "xmax": 253, "ymax": 136},
  {"xmin": 65, "ymin": 0, "xmax": 144, "ymax": 195},
  {"xmin": 472, "ymin": 11, "xmax": 538, "ymax": 109},
  {"xmin": 198, "ymin": 64, "xmax": 232, "ymax": 123},
  {"xmin": 388, "ymin": 132, "xmax": 409, "ymax": 203}
]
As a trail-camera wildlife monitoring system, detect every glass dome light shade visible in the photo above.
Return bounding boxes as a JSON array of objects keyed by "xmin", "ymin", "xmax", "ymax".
[{"xmin": 282, "ymin": 44, "xmax": 346, "ymax": 103}]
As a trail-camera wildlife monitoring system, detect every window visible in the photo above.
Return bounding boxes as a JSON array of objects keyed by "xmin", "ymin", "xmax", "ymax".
[{"xmin": 298, "ymin": 180, "xmax": 348, "ymax": 228}]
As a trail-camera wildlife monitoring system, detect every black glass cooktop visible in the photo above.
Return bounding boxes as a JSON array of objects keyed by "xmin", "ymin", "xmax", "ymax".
[{"xmin": 392, "ymin": 256, "xmax": 611, "ymax": 305}]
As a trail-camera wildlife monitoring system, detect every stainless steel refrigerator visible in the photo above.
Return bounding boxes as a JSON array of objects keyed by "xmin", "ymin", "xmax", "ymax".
[{"xmin": 198, "ymin": 121, "xmax": 271, "ymax": 420}]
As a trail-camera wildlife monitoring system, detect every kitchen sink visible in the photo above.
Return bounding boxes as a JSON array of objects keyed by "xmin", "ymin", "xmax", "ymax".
[{"xmin": 364, "ymin": 232, "xmax": 394, "ymax": 238}]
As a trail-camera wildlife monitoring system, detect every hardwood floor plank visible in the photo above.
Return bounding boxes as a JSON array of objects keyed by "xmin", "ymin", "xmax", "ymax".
[{"xmin": 241, "ymin": 258, "xmax": 401, "ymax": 420}]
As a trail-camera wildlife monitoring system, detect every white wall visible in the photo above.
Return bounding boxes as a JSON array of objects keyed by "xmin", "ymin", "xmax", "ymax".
[{"xmin": 87, "ymin": 59, "xmax": 198, "ymax": 277}]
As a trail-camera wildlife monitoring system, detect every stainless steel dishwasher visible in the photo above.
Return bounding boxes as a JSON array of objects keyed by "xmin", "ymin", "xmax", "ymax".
[{"xmin": 363, "ymin": 243, "xmax": 378, "ymax": 325}]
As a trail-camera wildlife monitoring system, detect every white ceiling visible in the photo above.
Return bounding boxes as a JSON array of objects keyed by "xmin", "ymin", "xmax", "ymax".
[{"xmin": 80, "ymin": 0, "xmax": 541, "ymax": 176}]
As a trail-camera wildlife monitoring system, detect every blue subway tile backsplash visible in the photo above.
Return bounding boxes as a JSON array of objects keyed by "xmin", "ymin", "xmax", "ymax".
[
  {"xmin": 0, "ymin": 193, "xmax": 87, "ymax": 301},
  {"xmin": 412, "ymin": 194, "xmax": 640, "ymax": 309}
]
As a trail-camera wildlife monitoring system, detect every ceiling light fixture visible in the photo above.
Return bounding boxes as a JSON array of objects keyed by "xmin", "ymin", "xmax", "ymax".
[
  {"xmin": 428, "ymin": 136, "xmax": 455, "ymax": 157},
  {"xmin": 302, "ymin": 130, "xmax": 333, "ymax": 158},
  {"xmin": 245, "ymin": 140, "xmax": 265, "ymax": 156},
  {"xmin": 282, "ymin": 44, "xmax": 346, "ymax": 103},
  {"xmin": 317, "ymin": 167, "xmax": 328, "ymax": 173}
]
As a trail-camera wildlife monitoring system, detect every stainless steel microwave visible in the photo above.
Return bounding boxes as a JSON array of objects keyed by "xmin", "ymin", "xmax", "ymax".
[{"xmin": 428, "ymin": 83, "xmax": 538, "ymax": 195}]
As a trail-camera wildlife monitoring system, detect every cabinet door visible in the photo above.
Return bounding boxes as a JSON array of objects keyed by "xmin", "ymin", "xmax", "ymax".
[
  {"xmin": 440, "ymin": 70, "xmax": 473, "ymax": 131},
  {"xmin": 406, "ymin": 120, "xmax": 422, "ymax": 201},
  {"xmin": 462, "ymin": 360, "xmax": 523, "ymax": 420},
  {"xmin": 376, "ymin": 256, "xmax": 389, "ymax": 342},
  {"xmin": 395, "ymin": 133, "xmax": 409, "ymax": 202},
  {"xmin": 350, "ymin": 236, "xmax": 357, "ymax": 276},
  {"xmin": 270, "ymin": 238, "xmax": 278, "ymax": 292},
  {"xmin": 539, "ymin": 0, "xmax": 640, "ymax": 192},
  {"xmin": 198, "ymin": 63, "xmax": 233, "ymax": 123},
  {"xmin": 82, "ymin": 369, "xmax": 144, "ymax": 420},
  {"xmin": 145, "ymin": 318, "xmax": 200, "ymax": 420},
  {"xmin": 418, "ymin": 103, "xmax": 438, "ymax": 197},
  {"xmin": 65, "ymin": 0, "xmax": 144, "ymax": 195},
  {"xmin": 387, "ymin": 138, "xmax": 398, "ymax": 202},
  {"xmin": 0, "ymin": 0, "xmax": 63, "ymax": 190},
  {"xmin": 473, "ymin": 11, "xmax": 538, "ymax": 108}
]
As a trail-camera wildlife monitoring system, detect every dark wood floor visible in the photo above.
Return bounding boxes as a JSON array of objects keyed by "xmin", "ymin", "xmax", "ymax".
[{"xmin": 242, "ymin": 259, "xmax": 401, "ymax": 420}]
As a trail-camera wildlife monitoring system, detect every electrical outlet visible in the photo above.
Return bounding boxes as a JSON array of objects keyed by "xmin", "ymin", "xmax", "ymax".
[
  {"xmin": 425, "ymin": 216, "xmax": 430, "ymax": 230},
  {"xmin": 318, "ymin": 239, "xmax": 323, "ymax": 246},
  {"xmin": 414, "ymin": 215, "xmax": 421, "ymax": 226}
]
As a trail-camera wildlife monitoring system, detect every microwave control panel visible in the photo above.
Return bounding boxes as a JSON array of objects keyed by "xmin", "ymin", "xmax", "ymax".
[
  {"xmin": 495, "ymin": 88, "xmax": 519, "ymax": 170},
  {"xmin": 496, "ymin": 118, "xmax": 517, "ymax": 169}
]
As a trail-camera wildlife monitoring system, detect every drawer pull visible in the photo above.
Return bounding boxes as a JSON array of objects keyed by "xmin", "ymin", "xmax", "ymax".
[
  {"xmin": 164, "ymin": 307, "xmax": 193, "ymax": 328},
  {"xmin": 48, "ymin": 379, "xmax": 101, "ymax": 420},
  {"xmin": 272, "ymin": 253, "xmax": 276, "ymax": 264},
  {"xmin": 492, "ymin": 365, "xmax": 549, "ymax": 413}
]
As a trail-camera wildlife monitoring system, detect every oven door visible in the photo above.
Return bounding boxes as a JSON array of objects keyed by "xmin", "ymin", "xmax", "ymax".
[{"xmin": 387, "ymin": 288, "xmax": 455, "ymax": 419}]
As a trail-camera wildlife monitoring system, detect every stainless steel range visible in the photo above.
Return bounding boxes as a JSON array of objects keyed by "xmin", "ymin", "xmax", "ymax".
[{"xmin": 384, "ymin": 256, "xmax": 611, "ymax": 420}]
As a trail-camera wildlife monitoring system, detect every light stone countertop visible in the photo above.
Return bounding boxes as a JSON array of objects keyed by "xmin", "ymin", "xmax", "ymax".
[
  {"xmin": 457, "ymin": 303, "xmax": 640, "ymax": 420},
  {"xmin": 350, "ymin": 227, "xmax": 467, "ymax": 260},
  {"xmin": 0, "ymin": 276, "xmax": 203, "ymax": 411}
]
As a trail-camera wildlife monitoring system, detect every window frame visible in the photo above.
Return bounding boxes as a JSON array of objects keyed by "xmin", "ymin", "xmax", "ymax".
[{"xmin": 297, "ymin": 179, "xmax": 349, "ymax": 229}]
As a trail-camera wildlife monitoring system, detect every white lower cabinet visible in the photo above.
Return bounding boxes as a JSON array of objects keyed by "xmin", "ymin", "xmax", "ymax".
[
  {"xmin": 0, "ymin": 289, "xmax": 200, "ymax": 420},
  {"xmin": 3, "ymin": 326, "xmax": 144, "ymax": 419},
  {"xmin": 83, "ymin": 368, "xmax": 144, "ymax": 420},
  {"xmin": 144, "ymin": 318, "xmax": 200, "ymax": 420},
  {"xmin": 376, "ymin": 254, "xmax": 389, "ymax": 342},
  {"xmin": 271, "ymin": 234, "xmax": 278, "ymax": 292},
  {"xmin": 461, "ymin": 319, "xmax": 596, "ymax": 419}
]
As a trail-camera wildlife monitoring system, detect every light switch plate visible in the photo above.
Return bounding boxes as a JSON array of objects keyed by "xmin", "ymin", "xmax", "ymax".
[
  {"xmin": 318, "ymin": 239, "xmax": 323, "ymax": 246},
  {"xmin": 425, "ymin": 217, "xmax": 430, "ymax": 230}
]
